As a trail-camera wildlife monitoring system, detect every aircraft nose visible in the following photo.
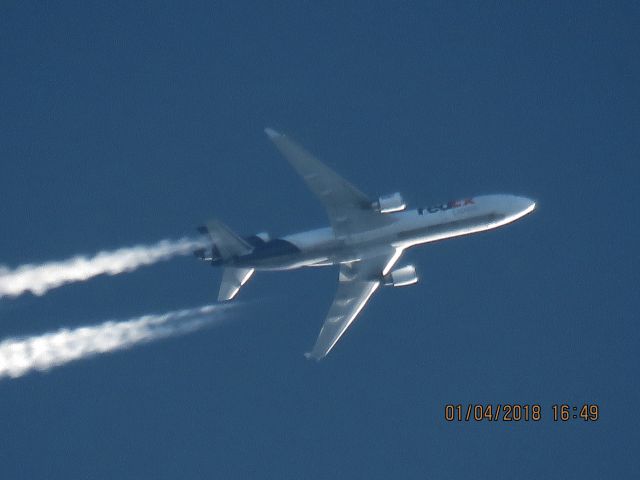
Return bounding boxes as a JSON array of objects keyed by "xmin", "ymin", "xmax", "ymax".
[{"xmin": 515, "ymin": 196, "xmax": 536, "ymax": 215}]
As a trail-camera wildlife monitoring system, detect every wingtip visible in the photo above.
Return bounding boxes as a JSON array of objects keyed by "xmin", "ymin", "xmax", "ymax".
[
  {"xmin": 264, "ymin": 127, "xmax": 282, "ymax": 139},
  {"xmin": 304, "ymin": 351, "xmax": 321, "ymax": 362}
]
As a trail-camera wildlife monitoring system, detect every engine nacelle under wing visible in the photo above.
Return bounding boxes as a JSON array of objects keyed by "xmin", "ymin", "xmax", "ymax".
[
  {"xmin": 383, "ymin": 264, "xmax": 418, "ymax": 287},
  {"xmin": 372, "ymin": 192, "xmax": 406, "ymax": 214}
]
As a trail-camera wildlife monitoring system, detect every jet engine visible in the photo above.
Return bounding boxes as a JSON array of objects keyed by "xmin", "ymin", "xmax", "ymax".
[
  {"xmin": 193, "ymin": 246, "xmax": 221, "ymax": 262},
  {"xmin": 193, "ymin": 248, "xmax": 208, "ymax": 260},
  {"xmin": 383, "ymin": 264, "xmax": 418, "ymax": 287},
  {"xmin": 244, "ymin": 231, "xmax": 271, "ymax": 247},
  {"xmin": 372, "ymin": 192, "xmax": 406, "ymax": 213},
  {"xmin": 193, "ymin": 248, "xmax": 214, "ymax": 261}
]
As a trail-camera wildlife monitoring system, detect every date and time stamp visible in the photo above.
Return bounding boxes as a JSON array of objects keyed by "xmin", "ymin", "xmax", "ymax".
[{"xmin": 444, "ymin": 404, "xmax": 600, "ymax": 423}]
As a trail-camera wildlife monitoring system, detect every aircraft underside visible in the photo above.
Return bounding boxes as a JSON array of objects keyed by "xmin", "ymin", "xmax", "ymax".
[{"xmin": 195, "ymin": 128, "xmax": 536, "ymax": 360}]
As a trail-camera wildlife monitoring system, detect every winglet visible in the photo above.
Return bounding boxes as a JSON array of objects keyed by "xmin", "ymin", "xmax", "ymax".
[{"xmin": 264, "ymin": 127, "xmax": 282, "ymax": 139}]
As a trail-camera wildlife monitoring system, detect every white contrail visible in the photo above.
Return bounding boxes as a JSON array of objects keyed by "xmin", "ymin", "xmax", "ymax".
[
  {"xmin": 0, "ymin": 304, "xmax": 229, "ymax": 380},
  {"xmin": 0, "ymin": 237, "xmax": 206, "ymax": 298}
]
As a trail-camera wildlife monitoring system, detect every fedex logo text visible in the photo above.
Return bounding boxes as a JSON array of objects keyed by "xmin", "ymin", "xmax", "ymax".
[{"xmin": 418, "ymin": 198, "xmax": 475, "ymax": 215}]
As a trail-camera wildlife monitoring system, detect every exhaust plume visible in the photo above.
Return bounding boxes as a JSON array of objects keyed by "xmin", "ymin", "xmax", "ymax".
[
  {"xmin": 0, "ymin": 237, "xmax": 205, "ymax": 298},
  {"xmin": 0, "ymin": 304, "xmax": 228, "ymax": 380}
]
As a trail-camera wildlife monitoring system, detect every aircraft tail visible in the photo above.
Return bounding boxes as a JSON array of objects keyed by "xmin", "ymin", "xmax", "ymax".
[
  {"xmin": 218, "ymin": 267, "xmax": 255, "ymax": 301},
  {"xmin": 196, "ymin": 219, "xmax": 256, "ymax": 301},
  {"xmin": 197, "ymin": 219, "xmax": 253, "ymax": 260}
]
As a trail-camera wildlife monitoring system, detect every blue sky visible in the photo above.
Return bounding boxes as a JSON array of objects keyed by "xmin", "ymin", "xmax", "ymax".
[{"xmin": 1, "ymin": 1, "xmax": 638, "ymax": 478}]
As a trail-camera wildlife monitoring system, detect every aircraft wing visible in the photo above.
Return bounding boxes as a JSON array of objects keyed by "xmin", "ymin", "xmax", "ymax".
[
  {"xmin": 265, "ymin": 128, "xmax": 394, "ymax": 236},
  {"xmin": 305, "ymin": 248, "xmax": 403, "ymax": 360}
]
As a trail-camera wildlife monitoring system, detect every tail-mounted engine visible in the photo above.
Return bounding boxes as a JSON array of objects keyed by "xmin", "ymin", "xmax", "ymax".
[
  {"xmin": 383, "ymin": 264, "xmax": 418, "ymax": 287},
  {"xmin": 245, "ymin": 232, "xmax": 271, "ymax": 246},
  {"xmin": 372, "ymin": 192, "xmax": 406, "ymax": 213},
  {"xmin": 193, "ymin": 246, "xmax": 221, "ymax": 263}
]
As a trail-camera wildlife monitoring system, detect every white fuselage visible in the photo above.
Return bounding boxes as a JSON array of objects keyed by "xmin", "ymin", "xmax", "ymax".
[{"xmin": 234, "ymin": 194, "xmax": 536, "ymax": 271}]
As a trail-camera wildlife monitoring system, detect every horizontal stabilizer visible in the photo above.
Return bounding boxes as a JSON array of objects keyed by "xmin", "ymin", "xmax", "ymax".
[
  {"xmin": 219, "ymin": 267, "xmax": 255, "ymax": 301},
  {"xmin": 200, "ymin": 219, "xmax": 253, "ymax": 260}
]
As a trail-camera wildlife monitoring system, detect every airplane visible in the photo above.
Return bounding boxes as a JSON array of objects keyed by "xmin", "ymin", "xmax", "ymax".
[{"xmin": 194, "ymin": 128, "xmax": 536, "ymax": 360}]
